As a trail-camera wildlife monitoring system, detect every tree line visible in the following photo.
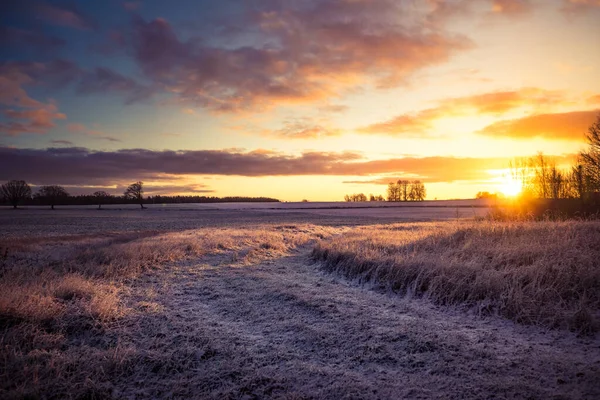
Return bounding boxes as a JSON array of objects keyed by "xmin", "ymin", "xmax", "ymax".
[
  {"xmin": 344, "ymin": 193, "xmax": 385, "ymax": 202},
  {"xmin": 0, "ymin": 180, "xmax": 280, "ymax": 209},
  {"xmin": 507, "ymin": 114, "xmax": 600, "ymax": 203},
  {"xmin": 344, "ymin": 180, "xmax": 427, "ymax": 202}
]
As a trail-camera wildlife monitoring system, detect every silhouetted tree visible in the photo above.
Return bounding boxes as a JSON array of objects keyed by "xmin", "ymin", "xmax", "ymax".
[
  {"xmin": 93, "ymin": 191, "xmax": 112, "ymax": 210},
  {"xmin": 409, "ymin": 180, "xmax": 426, "ymax": 201},
  {"xmin": 399, "ymin": 180, "xmax": 410, "ymax": 201},
  {"xmin": 476, "ymin": 191, "xmax": 498, "ymax": 200},
  {"xmin": 569, "ymin": 164, "xmax": 586, "ymax": 201},
  {"xmin": 387, "ymin": 183, "xmax": 400, "ymax": 202},
  {"xmin": 36, "ymin": 185, "xmax": 69, "ymax": 209},
  {"xmin": 580, "ymin": 113, "xmax": 600, "ymax": 192},
  {"xmin": 344, "ymin": 193, "xmax": 367, "ymax": 202},
  {"xmin": 124, "ymin": 181, "xmax": 145, "ymax": 209},
  {"xmin": 1, "ymin": 180, "xmax": 31, "ymax": 209}
]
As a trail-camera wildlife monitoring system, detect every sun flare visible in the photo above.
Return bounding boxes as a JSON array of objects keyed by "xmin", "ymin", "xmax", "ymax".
[{"xmin": 500, "ymin": 178, "xmax": 522, "ymax": 197}]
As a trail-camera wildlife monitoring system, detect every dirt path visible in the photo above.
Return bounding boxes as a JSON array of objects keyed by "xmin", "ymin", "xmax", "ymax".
[{"xmin": 114, "ymin": 246, "xmax": 600, "ymax": 399}]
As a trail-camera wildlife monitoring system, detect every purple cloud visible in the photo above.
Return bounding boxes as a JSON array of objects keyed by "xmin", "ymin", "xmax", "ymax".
[
  {"xmin": 127, "ymin": 1, "xmax": 471, "ymax": 112},
  {"xmin": 0, "ymin": 146, "xmax": 577, "ymax": 187}
]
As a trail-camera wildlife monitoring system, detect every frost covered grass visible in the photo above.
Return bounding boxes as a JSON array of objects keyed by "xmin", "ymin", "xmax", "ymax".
[
  {"xmin": 0, "ymin": 224, "xmax": 336, "ymax": 399},
  {"xmin": 312, "ymin": 220, "xmax": 600, "ymax": 333}
]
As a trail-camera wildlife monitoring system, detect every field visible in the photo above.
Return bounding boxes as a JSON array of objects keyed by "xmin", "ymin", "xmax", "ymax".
[{"xmin": 1, "ymin": 203, "xmax": 599, "ymax": 399}]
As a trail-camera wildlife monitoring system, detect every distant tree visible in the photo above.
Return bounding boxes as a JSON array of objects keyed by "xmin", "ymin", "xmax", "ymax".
[
  {"xmin": 1, "ymin": 180, "xmax": 31, "ymax": 209},
  {"xmin": 344, "ymin": 193, "xmax": 367, "ymax": 202},
  {"xmin": 475, "ymin": 191, "xmax": 497, "ymax": 200},
  {"xmin": 387, "ymin": 182, "xmax": 400, "ymax": 202},
  {"xmin": 124, "ymin": 181, "xmax": 145, "ymax": 209},
  {"xmin": 408, "ymin": 180, "xmax": 426, "ymax": 201},
  {"xmin": 375, "ymin": 194, "xmax": 385, "ymax": 201},
  {"xmin": 36, "ymin": 185, "xmax": 69, "ymax": 210},
  {"xmin": 399, "ymin": 180, "xmax": 410, "ymax": 201},
  {"xmin": 580, "ymin": 113, "xmax": 600, "ymax": 192},
  {"xmin": 369, "ymin": 194, "xmax": 376, "ymax": 202},
  {"xmin": 93, "ymin": 191, "xmax": 112, "ymax": 210}
]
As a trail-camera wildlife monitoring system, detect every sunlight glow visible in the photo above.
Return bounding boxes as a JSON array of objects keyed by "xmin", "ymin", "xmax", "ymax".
[{"xmin": 500, "ymin": 178, "xmax": 523, "ymax": 197}]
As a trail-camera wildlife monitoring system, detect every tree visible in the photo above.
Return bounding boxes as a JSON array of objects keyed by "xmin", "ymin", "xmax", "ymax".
[
  {"xmin": 1, "ymin": 180, "xmax": 31, "ymax": 209},
  {"xmin": 387, "ymin": 182, "xmax": 400, "ymax": 202},
  {"xmin": 124, "ymin": 181, "xmax": 145, "ymax": 209},
  {"xmin": 399, "ymin": 180, "xmax": 410, "ymax": 201},
  {"xmin": 408, "ymin": 180, "xmax": 426, "ymax": 201},
  {"xmin": 580, "ymin": 113, "xmax": 600, "ymax": 192},
  {"xmin": 93, "ymin": 191, "xmax": 111, "ymax": 210},
  {"xmin": 476, "ymin": 191, "xmax": 497, "ymax": 200},
  {"xmin": 36, "ymin": 185, "xmax": 69, "ymax": 210}
]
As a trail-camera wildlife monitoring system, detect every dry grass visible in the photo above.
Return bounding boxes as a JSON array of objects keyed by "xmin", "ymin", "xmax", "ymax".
[
  {"xmin": 312, "ymin": 220, "xmax": 600, "ymax": 333},
  {"xmin": 0, "ymin": 224, "xmax": 336, "ymax": 399}
]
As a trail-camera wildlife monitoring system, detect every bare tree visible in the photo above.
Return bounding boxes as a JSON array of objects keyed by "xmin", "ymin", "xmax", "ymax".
[
  {"xmin": 124, "ymin": 181, "xmax": 145, "ymax": 209},
  {"xmin": 93, "ymin": 191, "xmax": 111, "ymax": 210},
  {"xmin": 399, "ymin": 180, "xmax": 410, "ymax": 201},
  {"xmin": 580, "ymin": 113, "xmax": 600, "ymax": 192},
  {"xmin": 408, "ymin": 180, "xmax": 426, "ymax": 201},
  {"xmin": 387, "ymin": 182, "xmax": 400, "ymax": 202},
  {"xmin": 1, "ymin": 180, "xmax": 31, "ymax": 209},
  {"xmin": 37, "ymin": 185, "xmax": 69, "ymax": 210}
]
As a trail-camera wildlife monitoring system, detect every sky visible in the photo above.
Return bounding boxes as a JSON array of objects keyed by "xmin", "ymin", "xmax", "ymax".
[{"xmin": 1, "ymin": 0, "xmax": 599, "ymax": 201}]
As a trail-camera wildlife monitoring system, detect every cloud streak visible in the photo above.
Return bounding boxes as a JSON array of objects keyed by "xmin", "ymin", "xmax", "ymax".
[
  {"xmin": 358, "ymin": 88, "xmax": 566, "ymax": 136},
  {"xmin": 478, "ymin": 110, "xmax": 599, "ymax": 140},
  {"xmin": 0, "ymin": 146, "xmax": 576, "ymax": 187}
]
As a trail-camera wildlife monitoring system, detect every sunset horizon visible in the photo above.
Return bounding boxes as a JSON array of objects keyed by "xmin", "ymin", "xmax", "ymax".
[{"xmin": 2, "ymin": 0, "xmax": 599, "ymax": 201}]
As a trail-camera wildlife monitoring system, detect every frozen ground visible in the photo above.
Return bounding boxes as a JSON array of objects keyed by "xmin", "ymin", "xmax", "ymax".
[
  {"xmin": 2, "ymin": 204, "xmax": 599, "ymax": 399},
  {"xmin": 0, "ymin": 201, "xmax": 491, "ymax": 238},
  {"xmin": 115, "ymin": 244, "xmax": 600, "ymax": 398}
]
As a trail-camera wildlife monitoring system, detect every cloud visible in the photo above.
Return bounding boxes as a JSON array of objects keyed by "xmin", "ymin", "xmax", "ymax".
[
  {"xmin": 319, "ymin": 104, "xmax": 349, "ymax": 114},
  {"xmin": 491, "ymin": 0, "xmax": 533, "ymax": 16},
  {"xmin": 0, "ymin": 26, "xmax": 65, "ymax": 52},
  {"xmin": 1, "ymin": 102, "xmax": 66, "ymax": 136},
  {"xmin": 561, "ymin": 0, "xmax": 600, "ymax": 14},
  {"xmin": 129, "ymin": 1, "xmax": 471, "ymax": 112},
  {"xmin": 358, "ymin": 88, "xmax": 565, "ymax": 136},
  {"xmin": 67, "ymin": 123, "xmax": 122, "ymax": 142},
  {"xmin": 265, "ymin": 118, "xmax": 341, "ymax": 139},
  {"xmin": 0, "ymin": 146, "xmax": 576, "ymax": 187},
  {"xmin": 139, "ymin": 184, "xmax": 214, "ymax": 195},
  {"xmin": 50, "ymin": 139, "xmax": 74, "ymax": 146},
  {"xmin": 0, "ymin": 61, "xmax": 151, "ymax": 136},
  {"xmin": 33, "ymin": 1, "xmax": 97, "ymax": 30},
  {"xmin": 478, "ymin": 110, "xmax": 599, "ymax": 140},
  {"xmin": 123, "ymin": 1, "xmax": 141, "ymax": 11},
  {"xmin": 76, "ymin": 67, "xmax": 154, "ymax": 103},
  {"xmin": 588, "ymin": 94, "xmax": 600, "ymax": 105}
]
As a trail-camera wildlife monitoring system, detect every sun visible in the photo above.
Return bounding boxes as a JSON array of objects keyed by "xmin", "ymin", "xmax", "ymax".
[{"xmin": 500, "ymin": 178, "xmax": 522, "ymax": 197}]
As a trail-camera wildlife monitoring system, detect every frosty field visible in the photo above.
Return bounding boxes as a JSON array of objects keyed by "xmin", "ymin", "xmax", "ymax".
[{"xmin": 1, "ymin": 202, "xmax": 599, "ymax": 399}]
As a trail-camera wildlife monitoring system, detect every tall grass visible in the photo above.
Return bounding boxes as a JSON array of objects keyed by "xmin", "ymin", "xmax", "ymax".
[{"xmin": 312, "ymin": 221, "xmax": 600, "ymax": 333}]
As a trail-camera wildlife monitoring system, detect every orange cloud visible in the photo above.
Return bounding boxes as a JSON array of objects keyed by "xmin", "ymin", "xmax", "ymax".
[
  {"xmin": 478, "ymin": 110, "xmax": 599, "ymax": 140},
  {"xmin": 561, "ymin": 0, "xmax": 600, "ymax": 14},
  {"xmin": 1, "ymin": 103, "xmax": 66, "ymax": 136},
  {"xmin": 587, "ymin": 94, "xmax": 600, "ymax": 105},
  {"xmin": 491, "ymin": 0, "xmax": 532, "ymax": 15},
  {"xmin": 358, "ymin": 88, "xmax": 566, "ymax": 136},
  {"xmin": 132, "ymin": 1, "xmax": 472, "ymax": 112},
  {"xmin": 265, "ymin": 118, "xmax": 341, "ymax": 139}
]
